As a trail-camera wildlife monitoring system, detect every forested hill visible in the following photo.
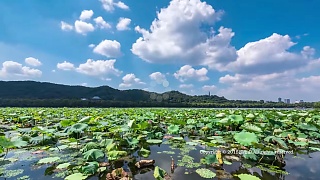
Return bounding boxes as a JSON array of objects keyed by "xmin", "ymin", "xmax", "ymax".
[
  {"xmin": 0, "ymin": 81, "xmax": 313, "ymax": 108},
  {"xmin": 0, "ymin": 81, "xmax": 227, "ymax": 102}
]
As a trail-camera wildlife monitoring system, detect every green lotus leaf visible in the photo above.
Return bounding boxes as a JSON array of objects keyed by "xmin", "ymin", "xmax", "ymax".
[
  {"xmin": 246, "ymin": 113, "xmax": 255, "ymax": 119},
  {"xmin": 107, "ymin": 151, "xmax": 127, "ymax": 161},
  {"xmin": 56, "ymin": 163, "xmax": 71, "ymax": 169},
  {"xmin": 146, "ymin": 139, "xmax": 162, "ymax": 144},
  {"xmin": 139, "ymin": 147, "xmax": 151, "ymax": 158},
  {"xmin": 0, "ymin": 136, "xmax": 14, "ymax": 148},
  {"xmin": 100, "ymin": 138, "xmax": 114, "ymax": 147},
  {"xmin": 78, "ymin": 116, "xmax": 91, "ymax": 123},
  {"xmin": 234, "ymin": 131, "xmax": 258, "ymax": 146},
  {"xmin": 288, "ymin": 140, "xmax": 308, "ymax": 147},
  {"xmin": 37, "ymin": 157, "xmax": 60, "ymax": 164},
  {"xmin": 240, "ymin": 123, "xmax": 262, "ymax": 133},
  {"xmin": 229, "ymin": 115, "xmax": 244, "ymax": 123},
  {"xmin": 236, "ymin": 174, "xmax": 261, "ymax": 180},
  {"xmin": 81, "ymin": 161, "xmax": 99, "ymax": 175},
  {"xmin": 203, "ymin": 154, "xmax": 218, "ymax": 164},
  {"xmin": 167, "ymin": 125, "xmax": 179, "ymax": 134},
  {"xmin": 172, "ymin": 137, "xmax": 184, "ymax": 141},
  {"xmin": 68, "ymin": 123, "xmax": 88, "ymax": 133},
  {"xmin": 243, "ymin": 153, "xmax": 257, "ymax": 160},
  {"xmin": 60, "ymin": 119, "xmax": 73, "ymax": 127},
  {"xmin": 64, "ymin": 173, "xmax": 88, "ymax": 180},
  {"xmin": 187, "ymin": 119, "xmax": 196, "ymax": 124},
  {"xmin": 215, "ymin": 113, "xmax": 226, "ymax": 118},
  {"xmin": 82, "ymin": 149, "xmax": 104, "ymax": 161},
  {"xmin": 309, "ymin": 147, "xmax": 320, "ymax": 151},
  {"xmin": 82, "ymin": 142, "xmax": 100, "ymax": 152},
  {"xmin": 154, "ymin": 166, "xmax": 167, "ymax": 180},
  {"xmin": 126, "ymin": 137, "xmax": 139, "ymax": 147},
  {"xmin": 195, "ymin": 168, "xmax": 216, "ymax": 179},
  {"xmin": 297, "ymin": 123, "xmax": 318, "ymax": 131},
  {"xmin": 186, "ymin": 141, "xmax": 198, "ymax": 146},
  {"xmin": 264, "ymin": 136, "xmax": 288, "ymax": 149}
]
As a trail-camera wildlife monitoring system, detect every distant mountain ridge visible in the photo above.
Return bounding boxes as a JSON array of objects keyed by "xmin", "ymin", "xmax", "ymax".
[{"xmin": 0, "ymin": 81, "xmax": 228, "ymax": 102}]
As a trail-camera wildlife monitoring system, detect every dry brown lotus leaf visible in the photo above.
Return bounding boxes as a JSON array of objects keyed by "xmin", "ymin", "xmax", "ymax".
[
  {"xmin": 135, "ymin": 159, "xmax": 155, "ymax": 168},
  {"xmin": 99, "ymin": 162, "xmax": 110, "ymax": 167},
  {"xmin": 106, "ymin": 167, "xmax": 132, "ymax": 180}
]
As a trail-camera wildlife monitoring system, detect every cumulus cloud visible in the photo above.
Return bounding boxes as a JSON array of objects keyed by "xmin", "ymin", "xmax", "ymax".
[
  {"xmin": 99, "ymin": 0, "xmax": 129, "ymax": 12},
  {"xmin": 225, "ymin": 33, "xmax": 310, "ymax": 74},
  {"xmin": 119, "ymin": 73, "xmax": 145, "ymax": 88},
  {"xmin": 301, "ymin": 46, "xmax": 315, "ymax": 58},
  {"xmin": 79, "ymin": 10, "xmax": 94, "ymax": 21},
  {"xmin": 0, "ymin": 61, "xmax": 42, "ymax": 78},
  {"xmin": 131, "ymin": 0, "xmax": 236, "ymax": 69},
  {"xmin": 60, "ymin": 21, "xmax": 73, "ymax": 31},
  {"xmin": 57, "ymin": 59, "xmax": 122, "ymax": 79},
  {"xmin": 179, "ymin": 84, "xmax": 194, "ymax": 89},
  {"xmin": 149, "ymin": 72, "xmax": 167, "ymax": 83},
  {"xmin": 25, "ymin": 57, "xmax": 42, "ymax": 66},
  {"xmin": 174, "ymin": 65, "xmax": 209, "ymax": 82},
  {"xmin": 57, "ymin": 61, "xmax": 75, "ymax": 70},
  {"xmin": 76, "ymin": 59, "xmax": 122, "ymax": 76},
  {"xmin": 217, "ymin": 71, "xmax": 305, "ymax": 100},
  {"xmin": 88, "ymin": 44, "xmax": 95, "ymax": 48},
  {"xmin": 93, "ymin": 40, "xmax": 122, "ymax": 57},
  {"xmin": 116, "ymin": 18, "xmax": 131, "ymax": 31},
  {"xmin": 202, "ymin": 85, "xmax": 216, "ymax": 91},
  {"xmin": 74, "ymin": 20, "xmax": 95, "ymax": 35},
  {"xmin": 94, "ymin": 16, "xmax": 111, "ymax": 29},
  {"xmin": 215, "ymin": 33, "xmax": 320, "ymax": 101}
]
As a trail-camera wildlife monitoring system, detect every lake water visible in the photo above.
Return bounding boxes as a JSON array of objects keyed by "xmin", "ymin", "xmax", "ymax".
[{"xmin": 2, "ymin": 138, "xmax": 319, "ymax": 180}]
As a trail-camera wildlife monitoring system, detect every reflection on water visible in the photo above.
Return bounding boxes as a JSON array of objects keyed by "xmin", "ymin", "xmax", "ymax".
[{"xmin": 2, "ymin": 140, "xmax": 320, "ymax": 180}]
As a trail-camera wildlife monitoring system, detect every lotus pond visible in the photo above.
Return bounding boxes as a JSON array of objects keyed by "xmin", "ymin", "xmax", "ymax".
[{"xmin": 1, "ymin": 108, "xmax": 320, "ymax": 180}]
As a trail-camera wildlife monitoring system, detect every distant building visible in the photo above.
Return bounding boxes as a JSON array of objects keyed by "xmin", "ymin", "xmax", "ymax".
[
  {"xmin": 300, "ymin": 100, "xmax": 304, "ymax": 103},
  {"xmin": 92, "ymin": 96, "xmax": 101, "ymax": 100},
  {"xmin": 278, "ymin": 97, "xmax": 282, "ymax": 102},
  {"xmin": 81, "ymin": 98, "xmax": 87, "ymax": 101},
  {"xmin": 284, "ymin": 99, "xmax": 290, "ymax": 104}
]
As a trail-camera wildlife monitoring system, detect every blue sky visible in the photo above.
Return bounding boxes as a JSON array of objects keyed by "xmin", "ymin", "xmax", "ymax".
[{"xmin": 1, "ymin": 0, "xmax": 320, "ymax": 102}]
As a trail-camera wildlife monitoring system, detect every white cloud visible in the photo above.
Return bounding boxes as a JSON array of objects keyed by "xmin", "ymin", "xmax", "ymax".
[
  {"xmin": 115, "ymin": 1, "xmax": 129, "ymax": 10},
  {"xmin": 119, "ymin": 73, "xmax": 145, "ymax": 88},
  {"xmin": 149, "ymin": 72, "xmax": 166, "ymax": 83},
  {"xmin": 76, "ymin": 59, "xmax": 122, "ymax": 77},
  {"xmin": 99, "ymin": 0, "xmax": 129, "ymax": 12},
  {"xmin": 57, "ymin": 59, "xmax": 121, "ymax": 78},
  {"xmin": 81, "ymin": 83, "xmax": 88, "ymax": 86},
  {"xmin": 88, "ymin": 44, "xmax": 95, "ymax": 48},
  {"xmin": 94, "ymin": 16, "xmax": 111, "ymax": 29},
  {"xmin": 0, "ymin": 61, "xmax": 42, "ymax": 78},
  {"xmin": 131, "ymin": 0, "xmax": 235, "ymax": 69},
  {"xmin": 202, "ymin": 85, "xmax": 216, "ymax": 91},
  {"xmin": 116, "ymin": 18, "xmax": 131, "ymax": 31},
  {"xmin": 225, "ymin": 33, "xmax": 308, "ymax": 74},
  {"xmin": 301, "ymin": 46, "xmax": 315, "ymax": 58},
  {"xmin": 93, "ymin": 40, "xmax": 121, "ymax": 57},
  {"xmin": 25, "ymin": 57, "xmax": 42, "ymax": 66},
  {"xmin": 174, "ymin": 65, "xmax": 209, "ymax": 82},
  {"xmin": 57, "ymin": 61, "xmax": 75, "ymax": 71},
  {"xmin": 60, "ymin": 21, "xmax": 73, "ymax": 31},
  {"xmin": 217, "ymin": 71, "xmax": 304, "ymax": 100},
  {"xmin": 74, "ymin": 20, "xmax": 95, "ymax": 35},
  {"xmin": 79, "ymin": 10, "xmax": 94, "ymax": 21},
  {"xmin": 179, "ymin": 84, "xmax": 194, "ymax": 88}
]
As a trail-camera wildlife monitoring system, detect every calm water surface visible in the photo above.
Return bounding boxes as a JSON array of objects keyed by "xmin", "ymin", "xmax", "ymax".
[{"xmin": 2, "ymin": 139, "xmax": 319, "ymax": 180}]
